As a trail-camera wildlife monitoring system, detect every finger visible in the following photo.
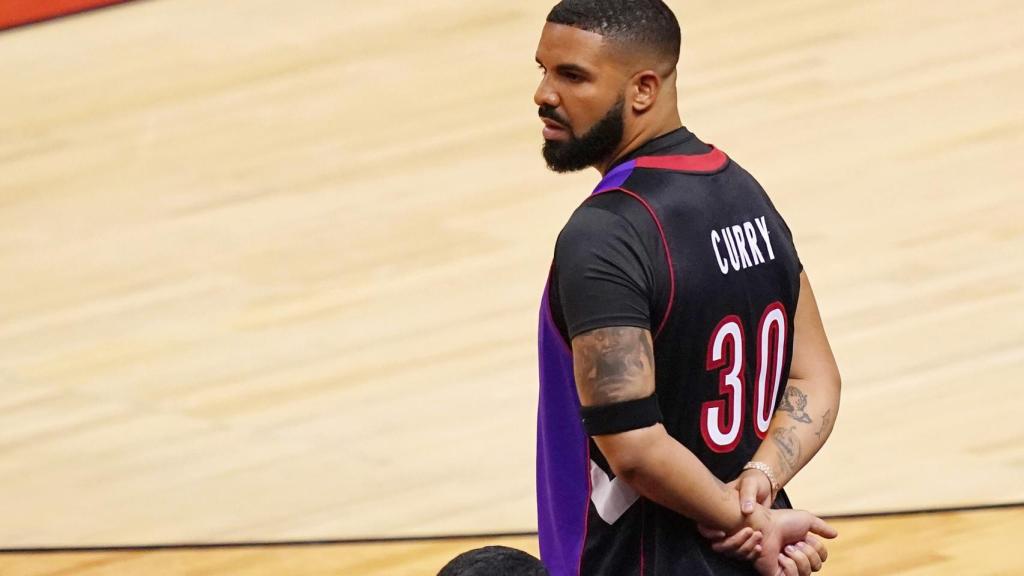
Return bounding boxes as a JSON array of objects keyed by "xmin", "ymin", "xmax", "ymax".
[
  {"xmin": 710, "ymin": 527, "xmax": 753, "ymax": 553},
  {"xmin": 778, "ymin": 553, "xmax": 799, "ymax": 576},
  {"xmin": 734, "ymin": 530, "xmax": 763, "ymax": 559},
  {"xmin": 809, "ymin": 517, "xmax": 839, "ymax": 539},
  {"xmin": 710, "ymin": 527, "xmax": 747, "ymax": 552},
  {"xmin": 785, "ymin": 544, "xmax": 812, "ymax": 576},
  {"xmin": 796, "ymin": 541, "xmax": 823, "ymax": 572},
  {"xmin": 697, "ymin": 524, "xmax": 726, "ymax": 540},
  {"xmin": 739, "ymin": 478, "xmax": 759, "ymax": 514},
  {"xmin": 803, "ymin": 535, "xmax": 828, "ymax": 563}
]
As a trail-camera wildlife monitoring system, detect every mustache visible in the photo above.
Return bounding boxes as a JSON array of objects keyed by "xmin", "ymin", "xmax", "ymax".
[{"xmin": 538, "ymin": 105, "xmax": 570, "ymax": 128}]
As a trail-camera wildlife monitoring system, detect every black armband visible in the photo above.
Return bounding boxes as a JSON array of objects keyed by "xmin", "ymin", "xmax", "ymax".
[{"xmin": 580, "ymin": 394, "xmax": 663, "ymax": 436}]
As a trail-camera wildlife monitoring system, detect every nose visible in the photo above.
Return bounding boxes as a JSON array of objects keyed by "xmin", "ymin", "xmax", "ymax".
[{"xmin": 533, "ymin": 75, "xmax": 560, "ymax": 109}]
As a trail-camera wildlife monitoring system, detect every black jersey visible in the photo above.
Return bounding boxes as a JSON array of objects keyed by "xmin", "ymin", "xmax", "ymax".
[{"xmin": 536, "ymin": 128, "xmax": 802, "ymax": 576}]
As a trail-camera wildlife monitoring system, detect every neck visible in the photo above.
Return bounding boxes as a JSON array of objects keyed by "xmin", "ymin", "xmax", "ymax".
[{"xmin": 596, "ymin": 115, "xmax": 683, "ymax": 176}]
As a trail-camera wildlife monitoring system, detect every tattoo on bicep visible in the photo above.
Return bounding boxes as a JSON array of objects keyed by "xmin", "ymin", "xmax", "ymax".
[
  {"xmin": 777, "ymin": 386, "xmax": 813, "ymax": 424},
  {"xmin": 573, "ymin": 327, "xmax": 655, "ymax": 405},
  {"xmin": 815, "ymin": 409, "xmax": 833, "ymax": 439},
  {"xmin": 771, "ymin": 426, "xmax": 801, "ymax": 477}
]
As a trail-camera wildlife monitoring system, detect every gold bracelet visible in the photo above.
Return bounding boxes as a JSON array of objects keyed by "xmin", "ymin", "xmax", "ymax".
[{"xmin": 742, "ymin": 461, "xmax": 781, "ymax": 498}]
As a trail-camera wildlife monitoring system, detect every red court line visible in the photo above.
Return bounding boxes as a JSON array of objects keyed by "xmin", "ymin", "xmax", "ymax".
[{"xmin": 0, "ymin": 0, "xmax": 132, "ymax": 31}]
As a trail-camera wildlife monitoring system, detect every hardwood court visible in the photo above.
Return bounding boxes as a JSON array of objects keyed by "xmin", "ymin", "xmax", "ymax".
[
  {"xmin": 2, "ymin": 507, "xmax": 1022, "ymax": 575},
  {"xmin": 0, "ymin": 0, "xmax": 1022, "ymax": 573}
]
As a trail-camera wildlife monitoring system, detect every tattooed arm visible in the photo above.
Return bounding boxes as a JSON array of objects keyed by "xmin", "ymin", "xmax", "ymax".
[
  {"xmin": 574, "ymin": 327, "xmax": 759, "ymax": 530},
  {"xmin": 698, "ymin": 272, "xmax": 842, "ymax": 573},
  {"xmin": 572, "ymin": 326, "xmax": 749, "ymax": 531},
  {"xmin": 572, "ymin": 328, "xmax": 825, "ymax": 532},
  {"xmin": 746, "ymin": 272, "xmax": 842, "ymax": 499},
  {"xmin": 573, "ymin": 325, "xmax": 837, "ymax": 573}
]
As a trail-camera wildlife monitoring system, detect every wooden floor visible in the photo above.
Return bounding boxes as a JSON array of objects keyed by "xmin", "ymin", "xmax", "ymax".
[
  {"xmin": 2, "ymin": 507, "xmax": 1022, "ymax": 575},
  {"xmin": 1, "ymin": 0, "xmax": 1023, "ymax": 573}
]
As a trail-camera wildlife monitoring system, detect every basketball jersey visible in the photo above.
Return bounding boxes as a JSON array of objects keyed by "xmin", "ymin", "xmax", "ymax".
[{"xmin": 536, "ymin": 128, "xmax": 802, "ymax": 576}]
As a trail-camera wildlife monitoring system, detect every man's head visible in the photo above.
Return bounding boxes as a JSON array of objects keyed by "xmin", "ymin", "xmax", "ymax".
[
  {"xmin": 437, "ymin": 546, "xmax": 549, "ymax": 576},
  {"xmin": 534, "ymin": 0, "xmax": 682, "ymax": 173}
]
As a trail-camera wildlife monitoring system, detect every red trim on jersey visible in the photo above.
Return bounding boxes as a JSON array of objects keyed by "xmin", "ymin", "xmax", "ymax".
[
  {"xmin": 634, "ymin": 146, "xmax": 728, "ymax": 174},
  {"xmin": 591, "ymin": 187, "xmax": 676, "ymax": 340}
]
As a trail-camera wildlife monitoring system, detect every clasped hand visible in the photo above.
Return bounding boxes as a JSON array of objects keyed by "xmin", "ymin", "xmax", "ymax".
[{"xmin": 698, "ymin": 470, "xmax": 837, "ymax": 576}]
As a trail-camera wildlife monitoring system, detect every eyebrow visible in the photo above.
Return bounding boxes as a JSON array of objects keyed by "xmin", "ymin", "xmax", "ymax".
[
  {"xmin": 536, "ymin": 57, "xmax": 592, "ymax": 77},
  {"xmin": 555, "ymin": 63, "xmax": 590, "ymax": 77}
]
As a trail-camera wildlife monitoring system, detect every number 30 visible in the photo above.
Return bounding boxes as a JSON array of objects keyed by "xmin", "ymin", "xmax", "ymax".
[{"xmin": 700, "ymin": 302, "xmax": 788, "ymax": 453}]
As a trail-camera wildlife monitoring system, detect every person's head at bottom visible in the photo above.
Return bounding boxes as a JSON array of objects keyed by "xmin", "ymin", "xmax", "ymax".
[{"xmin": 437, "ymin": 546, "xmax": 549, "ymax": 576}]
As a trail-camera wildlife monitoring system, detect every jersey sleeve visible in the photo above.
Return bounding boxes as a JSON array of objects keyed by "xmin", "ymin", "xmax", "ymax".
[{"xmin": 553, "ymin": 205, "xmax": 656, "ymax": 340}]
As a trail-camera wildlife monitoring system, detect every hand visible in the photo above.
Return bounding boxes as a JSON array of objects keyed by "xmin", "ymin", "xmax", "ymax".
[
  {"xmin": 750, "ymin": 508, "xmax": 837, "ymax": 576},
  {"xmin": 776, "ymin": 535, "xmax": 828, "ymax": 576},
  {"xmin": 696, "ymin": 525, "xmax": 763, "ymax": 562},
  {"xmin": 734, "ymin": 468, "xmax": 774, "ymax": 515},
  {"xmin": 696, "ymin": 469, "xmax": 773, "ymax": 558}
]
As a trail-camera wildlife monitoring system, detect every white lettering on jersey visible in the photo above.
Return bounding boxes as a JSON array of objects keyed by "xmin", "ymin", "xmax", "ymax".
[
  {"xmin": 711, "ymin": 230, "xmax": 730, "ymax": 274},
  {"xmin": 710, "ymin": 216, "xmax": 778, "ymax": 275},
  {"xmin": 589, "ymin": 459, "xmax": 639, "ymax": 525},
  {"xmin": 721, "ymin": 226, "xmax": 741, "ymax": 270},
  {"xmin": 743, "ymin": 222, "xmax": 765, "ymax": 265},
  {"xmin": 755, "ymin": 216, "xmax": 776, "ymax": 260},
  {"xmin": 731, "ymin": 225, "xmax": 754, "ymax": 269}
]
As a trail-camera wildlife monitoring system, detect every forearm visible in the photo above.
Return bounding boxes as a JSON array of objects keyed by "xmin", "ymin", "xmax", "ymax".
[
  {"xmin": 598, "ymin": 426, "xmax": 766, "ymax": 533},
  {"xmin": 751, "ymin": 377, "xmax": 840, "ymax": 487}
]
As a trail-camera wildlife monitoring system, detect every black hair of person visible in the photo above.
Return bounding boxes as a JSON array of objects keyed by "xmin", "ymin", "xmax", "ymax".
[
  {"xmin": 437, "ymin": 546, "xmax": 550, "ymax": 576},
  {"xmin": 546, "ymin": 0, "xmax": 681, "ymax": 69}
]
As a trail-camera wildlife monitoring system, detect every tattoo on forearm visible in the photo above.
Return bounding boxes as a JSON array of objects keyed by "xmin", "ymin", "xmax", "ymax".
[
  {"xmin": 815, "ymin": 409, "xmax": 833, "ymax": 439},
  {"xmin": 778, "ymin": 386, "xmax": 813, "ymax": 424},
  {"xmin": 771, "ymin": 426, "xmax": 801, "ymax": 477},
  {"xmin": 573, "ymin": 327, "xmax": 655, "ymax": 405}
]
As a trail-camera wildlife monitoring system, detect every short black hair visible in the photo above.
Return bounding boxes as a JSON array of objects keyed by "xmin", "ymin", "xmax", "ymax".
[
  {"xmin": 547, "ymin": 0, "xmax": 681, "ymax": 68},
  {"xmin": 437, "ymin": 546, "xmax": 549, "ymax": 576}
]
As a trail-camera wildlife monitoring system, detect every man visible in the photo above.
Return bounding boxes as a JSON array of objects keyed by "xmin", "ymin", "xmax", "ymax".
[{"xmin": 533, "ymin": 1, "xmax": 843, "ymax": 575}]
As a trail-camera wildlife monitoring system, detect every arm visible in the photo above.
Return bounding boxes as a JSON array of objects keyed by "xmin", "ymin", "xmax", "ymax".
[
  {"xmin": 572, "ymin": 326, "xmax": 756, "ymax": 532},
  {"xmin": 573, "ymin": 326, "xmax": 836, "ymax": 576},
  {"xmin": 700, "ymin": 272, "xmax": 841, "ymax": 574},
  {"xmin": 741, "ymin": 271, "xmax": 842, "ymax": 504}
]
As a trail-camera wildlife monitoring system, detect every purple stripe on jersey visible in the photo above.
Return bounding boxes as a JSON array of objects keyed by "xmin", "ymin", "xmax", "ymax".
[
  {"xmin": 592, "ymin": 159, "xmax": 637, "ymax": 194},
  {"xmin": 536, "ymin": 282, "xmax": 589, "ymax": 576}
]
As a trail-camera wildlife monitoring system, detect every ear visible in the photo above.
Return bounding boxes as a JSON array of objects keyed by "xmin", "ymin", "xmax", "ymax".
[{"xmin": 629, "ymin": 70, "xmax": 662, "ymax": 113}]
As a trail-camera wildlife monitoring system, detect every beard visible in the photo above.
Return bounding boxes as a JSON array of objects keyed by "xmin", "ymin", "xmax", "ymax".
[{"xmin": 541, "ymin": 98, "xmax": 625, "ymax": 173}]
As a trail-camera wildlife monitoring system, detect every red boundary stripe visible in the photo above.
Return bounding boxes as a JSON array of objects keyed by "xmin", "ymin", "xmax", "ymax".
[
  {"xmin": 0, "ymin": 0, "xmax": 131, "ymax": 31},
  {"xmin": 635, "ymin": 147, "xmax": 728, "ymax": 174}
]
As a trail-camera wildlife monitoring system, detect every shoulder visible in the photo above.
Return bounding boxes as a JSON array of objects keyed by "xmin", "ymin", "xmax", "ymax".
[
  {"xmin": 559, "ymin": 202, "xmax": 632, "ymax": 239},
  {"xmin": 555, "ymin": 200, "xmax": 652, "ymax": 260},
  {"xmin": 559, "ymin": 189, "xmax": 667, "ymax": 240}
]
